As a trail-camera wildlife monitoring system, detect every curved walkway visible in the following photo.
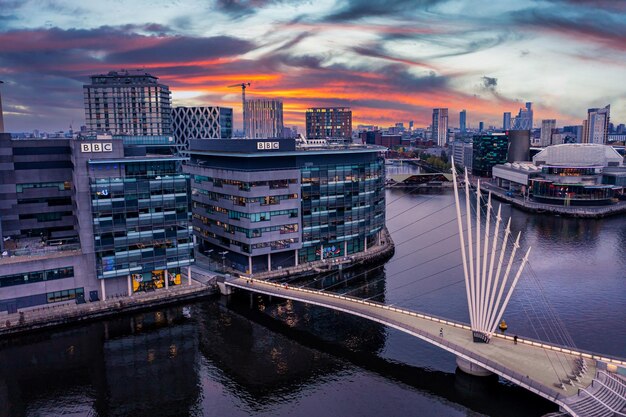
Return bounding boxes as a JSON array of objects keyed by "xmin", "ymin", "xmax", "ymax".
[{"xmin": 226, "ymin": 277, "xmax": 626, "ymax": 417}]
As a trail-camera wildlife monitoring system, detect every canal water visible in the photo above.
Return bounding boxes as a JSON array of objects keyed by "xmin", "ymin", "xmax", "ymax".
[{"xmin": 1, "ymin": 165, "xmax": 624, "ymax": 417}]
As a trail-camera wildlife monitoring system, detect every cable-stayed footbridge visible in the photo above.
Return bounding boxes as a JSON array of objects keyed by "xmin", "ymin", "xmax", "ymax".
[{"xmin": 218, "ymin": 165, "xmax": 626, "ymax": 417}]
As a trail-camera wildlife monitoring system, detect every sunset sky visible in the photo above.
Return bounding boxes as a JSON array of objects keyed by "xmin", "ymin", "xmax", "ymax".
[{"xmin": 0, "ymin": 0, "xmax": 624, "ymax": 133}]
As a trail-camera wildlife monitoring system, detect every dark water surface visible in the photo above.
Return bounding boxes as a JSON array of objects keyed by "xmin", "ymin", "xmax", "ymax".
[{"xmin": 1, "ymin": 165, "xmax": 624, "ymax": 417}]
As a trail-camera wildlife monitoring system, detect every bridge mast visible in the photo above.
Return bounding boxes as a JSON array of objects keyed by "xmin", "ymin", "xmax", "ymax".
[{"xmin": 451, "ymin": 159, "xmax": 531, "ymax": 343}]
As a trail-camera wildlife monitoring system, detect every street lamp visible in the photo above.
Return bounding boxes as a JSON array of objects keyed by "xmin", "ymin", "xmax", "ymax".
[{"xmin": 219, "ymin": 250, "xmax": 228, "ymax": 272}]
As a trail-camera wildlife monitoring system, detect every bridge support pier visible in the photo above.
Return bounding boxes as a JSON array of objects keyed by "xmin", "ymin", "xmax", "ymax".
[{"xmin": 456, "ymin": 357, "xmax": 493, "ymax": 377}]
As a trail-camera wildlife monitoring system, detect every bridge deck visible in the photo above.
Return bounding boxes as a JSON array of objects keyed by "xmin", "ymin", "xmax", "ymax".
[{"xmin": 226, "ymin": 277, "xmax": 609, "ymax": 410}]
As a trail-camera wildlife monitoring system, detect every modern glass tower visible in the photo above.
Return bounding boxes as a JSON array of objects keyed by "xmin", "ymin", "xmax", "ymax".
[{"xmin": 432, "ymin": 108, "xmax": 449, "ymax": 146}]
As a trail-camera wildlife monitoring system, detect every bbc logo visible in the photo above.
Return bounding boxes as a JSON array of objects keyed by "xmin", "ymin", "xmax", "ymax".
[
  {"xmin": 81, "ymin": 143, "xmax": 113, "ymax": 153},
  {"xmin": 257, "ymin": 141, "xmax": 280, "ymax": 150}
]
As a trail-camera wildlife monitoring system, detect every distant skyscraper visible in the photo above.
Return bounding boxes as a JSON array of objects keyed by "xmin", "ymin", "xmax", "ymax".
[
  {"xmin": 479, "ymin": 121, "xmax": 484, "ymax": 132},
  {"xmin": 503, "ymin": 112, "xmax": 511, "ymax": 130},
  {"xmin": 460, "ymin": 110, "xmax": 467, "ymax": 132},
  {"xmin": 172, "ymin": 106, "xmax": 233, "ymax": 154},
  {"xmin": 432, "ymin": 108, "xmax": 449, "ymax": 146},
  {"xmin": 513, "ymin": 102, "xmax": 533, "ymax": 130},
  {"xmin": 245, "ymin": 98, "xmax": 283, "ymax": 139},
  {"xmin": 584, "ymin": 105, "xmax": 610, "ymax": 144},
  {"xmin": 540, "ymin": 119, "xmax": 557, "ymax": 147},
  {"xmin": 84, "ymin": 70, "xmax": 172, "ymax": 135},
  {"xmin": 409, "ymin": 120, "xmax": 414, "ymax": 131},
  {"xmin": 306, "ymin": 107, "xmax": 352, "ymax": 140}
]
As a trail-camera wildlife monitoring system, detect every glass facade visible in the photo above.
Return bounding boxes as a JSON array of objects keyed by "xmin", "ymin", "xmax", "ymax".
[
  {"xmin": 90, "ymin": 160, "xmax": 193, "ymax": 282},
  {"xmin": 531, "ymin": 179, "xmax": 615, "ymax": 205},
  {"xmin": 0, "ymin": 267, "xmax": 74, "ymax": 288},
  {"xmin": 299, "ymin": 160, "xmax": 385, "ymax": 262},
  {"xmin": 472, "ymin": 134, "xmax": 509, "ymax": 177}
]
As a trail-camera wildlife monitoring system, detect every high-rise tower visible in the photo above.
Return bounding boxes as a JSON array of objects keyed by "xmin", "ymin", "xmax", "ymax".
[
  {"xmin": 245, "ymin": 98, "xmax": 283, "ymax": 139},
  {"xmin": 84, "ymin": 70, "xmax": 172, "ymax": 135},
  {"xmin": 460, "ymin": 110, "xmax": 467, "ymax": 132},
  {"xmin": 584, "ymin": 105, "xmax": 610, "ymax": 144},
  {"xmin": 432, "ymin": 108, "xmax": 449, "ymax": 146}
]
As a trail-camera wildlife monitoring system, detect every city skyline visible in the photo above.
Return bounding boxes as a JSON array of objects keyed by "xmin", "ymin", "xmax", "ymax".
[{"xmin": 0, "ymin": 0, "xmax": 625, "ymax": 132}]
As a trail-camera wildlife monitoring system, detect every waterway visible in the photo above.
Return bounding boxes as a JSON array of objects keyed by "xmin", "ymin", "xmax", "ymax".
[{"xmin": 1, "ymin": 164, "xmax": 624, "ymax": 417}]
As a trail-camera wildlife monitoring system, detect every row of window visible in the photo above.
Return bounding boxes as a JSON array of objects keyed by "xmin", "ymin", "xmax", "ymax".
[
  {"xmin": 193, "ymin": 213, "xmax": 298, "ymax": 237},
  {"xmin": 193, "ymin": 201, "xmax": 298, "ymax": 222},
  {"xmin": 19, "ymin": 211, "xmax": 73, "ymax": 222},
  {"xmin": 192, "ymin": 188, "xmax": 298, "ymax": 206},
  {"xmin": 0, "ymin": 267, "xmax": 74, "ymax": 288},
  {"xmin": 47, "ymin": 287, "xmax": 84, "ymax": 304},
  {"xmin": 16, "ymin": 181, "xmax": 72, "ymax": 193},
  {"xmin": 193, "ymin": 175, "xmax": 298, "ymax": 191}
]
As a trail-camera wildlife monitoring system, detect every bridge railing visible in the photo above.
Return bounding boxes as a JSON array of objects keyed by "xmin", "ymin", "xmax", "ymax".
[{"xmin": 234, "ymin": 277, "xmax": 626, "ymax": 368}]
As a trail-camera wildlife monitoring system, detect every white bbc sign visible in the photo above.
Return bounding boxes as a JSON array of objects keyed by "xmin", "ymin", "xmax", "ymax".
[
  {"xmin": 81, "ymin": 143, "xmax": 113, "ymax": 153},
  {"xmin": 257, "ymin": 141, "xmax": 280, "ymax": 150}
]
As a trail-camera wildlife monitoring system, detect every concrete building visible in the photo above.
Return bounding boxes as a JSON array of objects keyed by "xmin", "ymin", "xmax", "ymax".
[
  {"xmin": 584, "ymin": 105, "xmax": 610, "ymax": 144},
  {"xmin": 507, "ymin": 130, "xmax": 531, "ymax": 162},
  {"xmin": 450, "ymin": 140, "xmax": 473, "ymax": 170},
  {"xmin": 540, "ymin": 119, "xmax": 557, "ymax": 147},
  {"xmin": 563, "ymin": 125, "xmax": 583, "ymax": 143},
  {"xmin": 172, "ymin": 106, "xmax": 233, "ymax": 155},
  {"xmin": 84, "ymin": 70, "xmax": 172, "ymax": 135},
  {"xmin": 432, "ymin": 108, "xmax": 449, "ymax": 147},
  {"xmin": 183, "ymin": 139, "xmax": 386, "ymax": 273},
  {"xmin": 245, "ymin": 98, "xmax": 283, "ymax": 139},
  {"xmin": 306, "ymin": 107, "xmax": 352, "ymax": 141},
  {"xmin": 460, "ymin": 110, "xmax": 467, "ymax": 132},
  {"xmin": 503, "ymin": 112, "xmax": 511, "ymax": 130}
]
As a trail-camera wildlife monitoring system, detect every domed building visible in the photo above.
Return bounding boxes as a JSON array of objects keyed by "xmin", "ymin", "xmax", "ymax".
[{"xmin": 530, "ymin": 144, "xmax": 623, "ymax": 205}]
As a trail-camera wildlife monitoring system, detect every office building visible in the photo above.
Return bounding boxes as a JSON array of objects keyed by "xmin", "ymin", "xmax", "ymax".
[
  {"xmin": 184, "ymin": 139, "xmax": 386, "ymax": 273},
  {"xmin": 245, "ymin": 98, "xmax": 283, "ymax": 139},
  {"xmin": 172, "ymin": 106, "xmax": 233, "ymax": 155},
  {"xmin": 563, "ymin": 125, "xmax": 583, "ymax": 143},
  {"xmin": 306, "ymin": 107, "xmax": 352, "ymax": 141},
  {"xmin": 431, "ymin": 108, "xmax": 449, "ymax": 146},
  {"xmin": 460, "ymin": 110, "xmax": 467, "ymax": 132},
  {"xmin": 472, "ymin": 133, "xmax": 509, "ymax": 177},
  {"xmin": 540, "ymin": 119, "xmax": 557, "ymax": 147},
  {"xmin": 503, "ymin": 112, "xmax": 511, "ymax": 130},
  {"xmin": 479, "ymin": 121, "xmax": 484, "ymax": 132},
  {"xmin": 450, "ymin": 140, "xmax": 473, "ymax": 170},
  {"xmin": 0, "ymin": 134, "xmax": 194, "ymax": 314},
  {"xmin": 513, "ymin": 102, "xmax": 533, "ymax": 130},
  {"xmin": 84, "ymin": 70, "xmax": 172, "ymax": 135},
  {"xmin": 507, "ymin": 130, "xmax": 531, "ymax": 162},
  {"xmin": 584, "ymin": 105, "xmax": 610, "ymax": 144}
]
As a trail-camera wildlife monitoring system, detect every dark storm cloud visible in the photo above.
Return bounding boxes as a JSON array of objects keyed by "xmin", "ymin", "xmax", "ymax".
[
  {"xmin": 512, "ymin": 7, "xmax": 626, "ymax": 51},
  {"xmin": 324, "ymin": 0, "xmax": 448, "ymax": 21},
  {"xmin": 482, "ymin": 76, "xmax": 497, "ymax": 90},
  {"xmin": 107, "ymin": 36, "xmax": 256, "ymax": 63}
]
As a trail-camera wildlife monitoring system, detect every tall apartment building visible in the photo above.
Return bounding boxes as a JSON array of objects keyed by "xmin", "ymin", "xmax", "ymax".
[
  {"xmin": 584, "ymin": 105, "xmax": 610, "ymax": 144},
  {"xmin": 84, "ymin": 70, "xmax": 172, "ymax": 135},
  {"xmin": 503, "ymin": 112, "xmax": 511, "ymax": 130},
  {"xmin": 245, "ymin": 99, "xmax": 283, "ymax": 139},
  {"xmin": 431, "ymin": 108, "xmax": 449, "ymax": 146},
  {"xmin": 306, "ymin": 107, "xmax": 352, "ymax": 141},
  {"xmin": 540, "ymin": 119, "xmax": 557, "ymax": 147},
  {"xmin": 172, "ymin": 106, "xmax": 233, "ymax": 154},
  {"xmin": 513, "ymin": 102, "xmax": 533, "ymax": 130},
  {"xmin": 459, "ymin": 110, "xmax": 467, "ymax": 132}
]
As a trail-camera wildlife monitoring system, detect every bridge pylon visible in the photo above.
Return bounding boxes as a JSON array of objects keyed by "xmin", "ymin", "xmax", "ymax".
[{"xmin": 451, "ymin": 159, "xmax": 531, "ymax": 344}]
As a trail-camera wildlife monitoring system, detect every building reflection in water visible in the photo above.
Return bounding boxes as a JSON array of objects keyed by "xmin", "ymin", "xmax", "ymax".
[{"xmin": 0, "ymin": 306, "xmax": 200, "ymax": 417}]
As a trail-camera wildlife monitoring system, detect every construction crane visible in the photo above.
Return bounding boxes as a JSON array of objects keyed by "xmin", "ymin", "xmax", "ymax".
[{"xmin": 228, "ymin": 82, "xmax": 251, "ymax": 138}]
